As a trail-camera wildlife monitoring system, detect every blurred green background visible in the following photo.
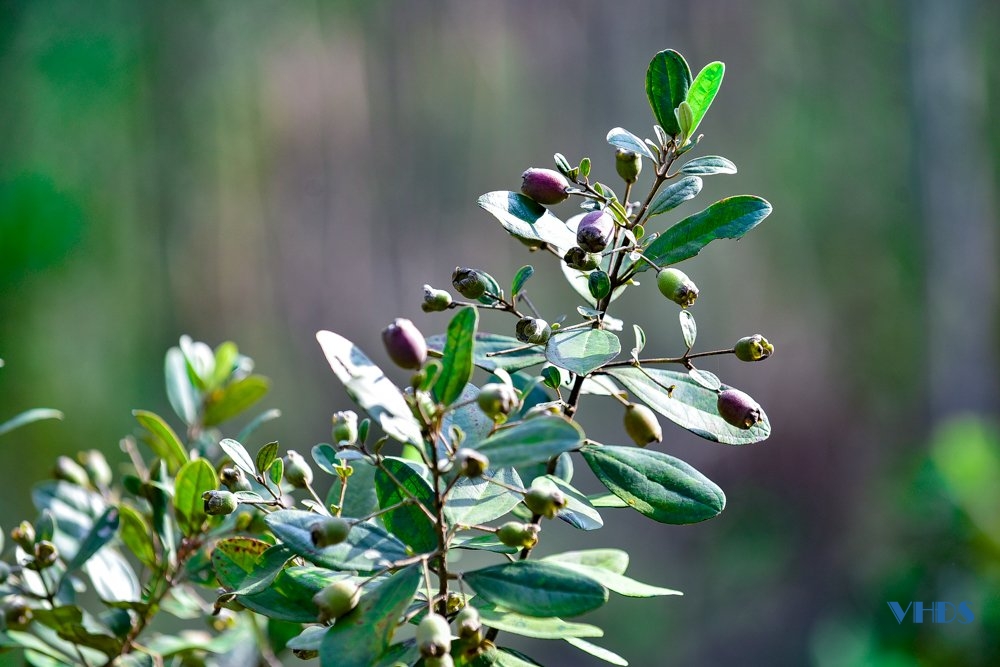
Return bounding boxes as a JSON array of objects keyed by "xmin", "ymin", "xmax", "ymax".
[{"xmin": 2, "ymin": 1, "xmax": 998, "ymax": 665}]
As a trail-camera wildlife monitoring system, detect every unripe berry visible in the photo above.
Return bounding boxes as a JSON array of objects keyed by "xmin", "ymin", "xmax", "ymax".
[
  {"xmin": 734, "ymin": 335, "xmax": 774, "ymax": 362},
  {"xmin": 220, "ymin": 467, "xmax": 252, "ymax": 492},
  {"xmin": 520, "ymin": 168, "xmax": 570, "ymax": 206},
  {"xmin": 497, "ymin": 521, "xmax": 540, "ymax": 549},
  {"xmin": 11, "ymin": 522, "xmax": 35, "ymax": 550},
  {"xmin": 477, "ymin": 383, "xmax": 518, "ymax": 421},
  {"xmin": 623, "ymin": 404, "xmax": 662, "ymax": 447},
  {"xmin": 563, "ymin": 246, "xmax": 601, "ymax": 271},
  {"xmin": 523, "ymin": 479, "xmax": 567, "ymax": 519},
  {"xmin": 422, "ymin": 285, "xmax": 453, "ymax": 312},
  {"xmin": 381, "ymin": 318, "xmax": 428, "ymax": 370},
  {"xmin": 310, "ymin": 517, "xmax": 351, "ymax": 548},
  {"xmin": 455, "ymin": 605, "xmax": 482, "ymax": 642},
  {"xmin": 283, "ymin": 450, "xmax": 314, "ymax": 488},
  {"xmin": 54, "ymin": 455, "xmax": 90, "ymax": 487},
  {"xmin": 331, "ymin": 410, "xmax": 359, "ymax": 445},
  {"xmin": 615, "ymin": 149, "xmax": 642, "ymax": 184},
  {"xmin": 33, "ymin": 541, "xmax": 58, "ymax": 569},
  {"xmin": 78, "ymin": 450, "xmax": 113, "ymax": 488},
  {"xmin": 2, "ymin": 595, "xmax": 32, "ymax": 631},
  {"xmin": 656, "ymin": 268, "xmax": 699, "ymax": 308},
  {"xmin": 576, "ymin": 210, "xmax": 614, "ymax": 253},
  {"xmin": 515, "ymin": 317, "xmax": 551, "ymax": 345},
  {"xmin": 313, "ymin": 580, "xmax": 360, "ymax": 623},
  {"xmin": 451, "ymin": 267, "xmax": 491, "ymax": 300},
  {"xmin": 202, "ymin": 490, "xmax": 238, "ymax": 516},
  {"xmin": 717, "ymin": 389, "xmax": 763, "ymax": 430},
  {"xmin": 455, "ymin": 448, "xmax": 489, "ymax": 478},
  {"xmin": 417, "ymin": 612, "xmax": 452, "ymax": 657}
]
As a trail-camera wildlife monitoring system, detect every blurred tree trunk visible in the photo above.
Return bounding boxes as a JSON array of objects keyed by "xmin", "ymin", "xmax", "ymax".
[{"xmin": 911, "ymin": 0, "xmax": 998, "ymax": 421}]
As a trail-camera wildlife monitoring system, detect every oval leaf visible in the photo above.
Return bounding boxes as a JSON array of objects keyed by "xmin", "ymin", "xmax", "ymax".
[
  {"xmin": 465, "ymin": 561, "xmax": 608, "ymax": 618},
  {"xmin": 374, "ymin": 459, "xmax": 437, "ymax": 553},
  {"xmin": 606, "ymin": 127, "xmax": 655, "ymax": 161},
  {"xmin": 646, "ymin": 49, "xmax": 692, "ymax": 136},
  {"xmin": 218, "ymin": 438, "xmax": 255, "ymax": 476},
  {"xmin": 686, "ymin": 61, "xmax": 725, "ymax": 138},
  {"xmin": 173, "ymin": 458, "xmax": 217, "ymax": 536},
  {"xmin": 511, "ymin": 265, "xmax": 534, "ymax": 297},
  {"xmin": 429, "ymin": 333, "xmax": 545, "ymax": 373},
  {"xmin": 542, "ymin": 475, "xmax": 603, "ymax": 531},
  {"xmin": 475, "ymin": 416, "xmax": 583, "ymax": 469},
  {"xmin": 132, "ymin": 410, "xmax": 188, "ymax": 473},
  {"xmin": 647, "ymin": 176, "xmax": 703, "ymax": 218},
  {"xmin": 265, "ymin": 509, "xmax": 409, "ymax": 572},
  {"xmin": 0, "ymin": 408, "xmax": 64, "ymax": 437},
  {"xmin": 445, "ymin": 467, "xmax": 523, "ymax": 527},
  {"xmin": 679, "ymin": 310, "xmax": 697, "ymax": 350},
  {"xmin": 474, "ymin": 606, "xmax": 603, "ymax": 639},
  {"xmin": 477, "ymin": 191, "xmax": 577, "ymax": 255},
  {"xmin": 679, "ymin": 155, "xmax": 737, "ymax": 176},
  {"xmin": 255, "ymin": 441, "xmax": 279, "ymax": 476},
  {"xmin": 434, "ymin": 307, "xmax": 478, "ymax": 407},
  {"xmin": 202, "ymin": 375, "xmax": 269, "ymax": 426},
  {"xmin": 581, "ymin": 444, "xmax": 725, "ymax": 524},
  {"xmin": 545, "ymin": 329, "xmax": 621, "ymax": 377}
]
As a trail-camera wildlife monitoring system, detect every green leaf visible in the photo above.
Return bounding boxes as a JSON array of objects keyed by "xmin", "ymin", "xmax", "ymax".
[
  {"xmin": 477, "ymin": 191, "xmax": 577, "ymax": 255},
  {"xmin": 429, "ymin": 333, "xmax": 546, "ymax": 373},
  {"xmin": 689, "ymin": 368, "xmax": 722, "ymax": 391},
  {"xmin": 474, "ymin": 606, "xmax": 603, "ymax": 639},
  {"xmin": 679, "ymin": 155, "xmax": 737, "ymax": 175},
  {"xmin": 588, "ymin": 492, "xmax": 629, "ymax": 508},
  {"xmin": 445, "ymin": 467, "xmax": 523, "ymax": 526},
  {"xmin": 580, "ymin": 444, "xmax": 725, "ymax": 524},
  {"xmin": 471, "ymin": 647, "xmax": 545, "ymax": 666},
  {"xmin": 0, "ymin": 408, "xmax": 64, "ymax": 437},
  {"xmin": 604, "ymin": 366, "xmax": 770, "ymax": 444},
  {"xmin": 173, "ymin": 458, "xmax": 216, "ymax": 536},
  {"xmin": 543, "ymin": 475, "xmax": 603, "ymax": 531},
  {"xmin": 131, "ymin": 410, "xmax": 188, "ymax": 473},
  {"xmin": 511, "ymin": 265, "xmax": 534, "ymax": 297},
  {"xmin": 265, "ymin": 509, "xmax": 409, "ymax": 572},
  {"xmin": 211, "ymin": 341, "xmax": 239, "ymax": 388},
  {"xmin": 118, "ymin": 504, "xmax": 156, "ymax": 568},
  {"xmin": 441, "ymin": 383, "xmax": 494, "ymax": 450},
  {"xmin": 565, "ymin": 637, "xmax": 629, "ymax": 666},
  {"xmin": 630, "ymin": 196, "xmax": 773, "ymax": 274},
  {"xmin": 63, "ymin": 507, "xmax": 119, "ymax": 573},
  {"xmin": 686, "ymin": 61, "xmax": 725, "ymax": 138},
  {"xmin": 316, "ymin": 330, "xmax": 423, "ymax": 445},
  {"xmin": 374, "ymin": 458, "xmax": 437, "ymax": 553},
  {"xmin": 203, "ymin": 375, "xmax": 270, "ymax": 426},
  {"xmin": 631, "ymin": 324, "xmax": 646, "ymax": 359},
  {"xmin": 605, "ymin": 127, "xmax": 655, "ymax": 161},
  {"xmin": 587, "ymin": 270, "xmax": 611, "ymax": 301},
  {"xmin": 645, "ymin": 49, "xmax": 691, "ymax": 136},
  {"xmin": 434, "ymin": 307, "xmax": 478, "ymax": 407},
  {"xmin": 268, "ymin": 457, "xmax": 284, "ymax": 487},
  {"xmin": 646, "ymin": 176, "xmax": 703, "ymax": 218},
  {"xmin": 465, "ymin": 561, "xmax": 608, "ymax": 618},
  {"xmin": 227, "ymin": 544, "xmax": 294, "ymax": 596},
  {"xmin": 679, "ymin": 310, "xmax": 697, "ymax": 349},
  {"xmin": 219, "ymin": 438, "xmax": 255, "ymax": 475},
  {"xmin": 543, "ymin": 554, "xmax": 681, "ymax": 598},
  {"xmin": 451, "ymin": 534, "xmax": 519, "ymax": 555},
  {"xmin": 255, "ymin": 441, "xmax": 279, "ymax": 476},
  {"xmin": 540, "ymin": 548, "xmax": 629, "ymax": 574},
  {"xmin": 578, "ymin": 157, "xmax": 591, "ymax": 179},
  {"xmin": 545, "ymin": 329, "xmax": 620, "ymax": 376},
  {"xmin": 319, "ymin": 565, "xmax": 421, "ymax": 667},
  {"xmin": 85, "ymin": 546, "xmax": 140, "ymax": 602},
  {"xmin": 475, "ymin": 416, "xmax": 583, "ymax": 469},
  {"xmin": 326, "ymin": 458, "xmax": 378, "ymax": 519}
]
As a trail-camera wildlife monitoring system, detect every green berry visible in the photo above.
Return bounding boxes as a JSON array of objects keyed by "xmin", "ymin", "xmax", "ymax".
[
  {"xmin": 54, "ymin": 456, "xmax": 90, "ymax": 487},
  {"xmin": 78, "ymin": 450, "xmax": 113, "ymax": 488},
  {"xmin": 310, "ymin": 517, "xmax": 351, "ymax": 547},
  {"xmin": 734, "ymin": 335, "xmax": 774, "ymax": 362},
  {"xmin": 451, "ymin": 267, "xmax": 491, "ymax": 300},
  {"xmin": 313, "ymin": 580, "xmax": 360, "ymax": 622},
  {"xmin": 10, "ymin": 522, "xmax": 34, "ymax": 550},
  {"xmin": 623, "ymin": 403, "xmax": 662, "ymax": 447},
  {"xmin": 455, "ymin": 448, "xmax": 489, "ymax": 478},
  {"xmin": 717, "ymin": 389, "xmax": 763, "ymax": 430},
  {"xmin": 576, "ymin": 210, "xmax": 614, "ymax": 253},
  {"xmin": 417, "ymin": 612, "xmax": 452, "ymax": 658},
  {"xmin": 422, "ymin": 285, "xmax": 453, "ymax": 312},
  {"xmin": 563, "ymin": 246, "xmax": 601, "ymax": 271},
  {"xmin": 657, "ymin": 268, "xmax": 699, "ymax": 308},
  {"xmin": 33, "ymin": 541, "xmax": 58, "ymax": 569},
  {"xmin": 283, "ymin": 450, "xmax": 314, "ymax": 488},
  {"xmin": 520, "ymin": 168, "xmax": 570, "ymax": 206},
  {"xmin": 615, "ymin": 148, "xmax": 642, "ymax": 184},
  {"xmin": 331, "ymin": 410, "xmax": 359, "ymax": 445},
  {"xmin": 2, "ymin": 595, "xmax": 32, "ymax": 631},
  {"xmin": 455, "ymin": 605, "xmax": 482, "ymax": 641},
  {"xmin": 220, "ymin": 467, "xmax": 252, "ymax": 492},
  {"xmin": 523, "ymin": 479, "xmax": 567, "ymax": 519},
  {"xmin": 515, "ymin": 317, "xmax": 551, "ymax": 345},
  {"xmin": 382, "ymin": 318, "xmax": 428, "ymax": 370},
  {"xmin": 477, "ymin": 383, "xmax": 518, "ymax": 421},
  {"xmin": 202, "ymin": 490, "xmax": 238, "ymax": 516},
  {"xmin": 497, "ymin": 521, "xmax": 540, "ymax": 549}
]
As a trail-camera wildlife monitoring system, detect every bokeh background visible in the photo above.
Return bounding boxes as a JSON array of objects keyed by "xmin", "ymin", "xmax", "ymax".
[{"xmin": 2, "ymin": 1, "xmax": 998, "ymax": 665}]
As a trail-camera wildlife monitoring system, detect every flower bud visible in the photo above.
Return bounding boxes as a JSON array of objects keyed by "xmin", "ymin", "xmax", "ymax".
[
  {"xmin": 283, "ymin": 450, "xmax": 314, "ymax": 488},
  {"xmin": 11, "ymin": 522, "xmax": 35, "ymax": 550},
  {"xmin": 382, "ymin": 318, "xmax": 428, "ymax": 370},
  {"xmin": 451, "ymin": 267, "xmax": 492, "ymax": 300},
  {"xmin": 563, "ymin": 246, "xmax": 601, "ymax": 271},
  {"xmin": 331, "ymin": 410, "xmax": 359, "ymax": 445},
  {"xmin": 623, "ymin": 404, "xmax": 662, "ymax": 447},
  {"xmin": 310, "ymin": 517, "xmax": 351, "ymax": 548},
  {"xmin": 455, "ymin": 448, "xmax": 489, "ymax": 478},
  {"xmin": 33, "ymin": 541, "xmax": 58, "ymax": 569},
  {"xmin": 615, "ymin": 149, "xmax": 642, "ymax": 184},
  {"xmin": 455, "ymin": 605, "xmax": 482, "ymax": 642},
  {"xmin": 220, "ymin": 467, "xmax": 252, "ymax": 492},
  {"xmin": 421, "ymin": 285, "xmax": 453, "ymax": 313},
  {"xmin": 477, "ymin": 383, "xmax": 518, "ymax": 421},
  {"xmin": 717, "ymin": 389, "xmax": 763, "ymax": 430},
  {"xmin": 313, "ymin": 580, "xmax": 360, "ymax": 623},
  {"xmin": 2, "ymin": 595, "xmax": 32, "ymax": 631},
  {"xmin": 202, "ymin": 490, "xmax": 238, "ymax": 516},
  {"xmin": 734, "ymin": 335, "xmax": 774, "ymax": 362},
  {"xmin": 520, "ymin": 168, "xmax": 570, "ymax": 206},
  {"xmin": 417, "ymin": 612, "xmax": 452, "ymax": 658},
  {"xmin": 54, "ymin": 456, "xmax": 90, "ymax": 487},
  {"xmin": 523, "ymin": 479, "xmax": 567, "ymax": 519},
  {"xmin": 78, "ymin": 450, "xmax": 113, "ymax": 488},
  {"xmin": 576, "ymin": 210, "xmax": 614, "ymax": 253},
  {"xmin": 656, "ymin": 267, "xmax": 699, "ymax": 308},
  {"xmin": 515, "ymin": 317, "xmax": 551, "ymax": 345},
  {"xmin": 497, "ymin": 521, "xmax": 540, "ymax": 549}
]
